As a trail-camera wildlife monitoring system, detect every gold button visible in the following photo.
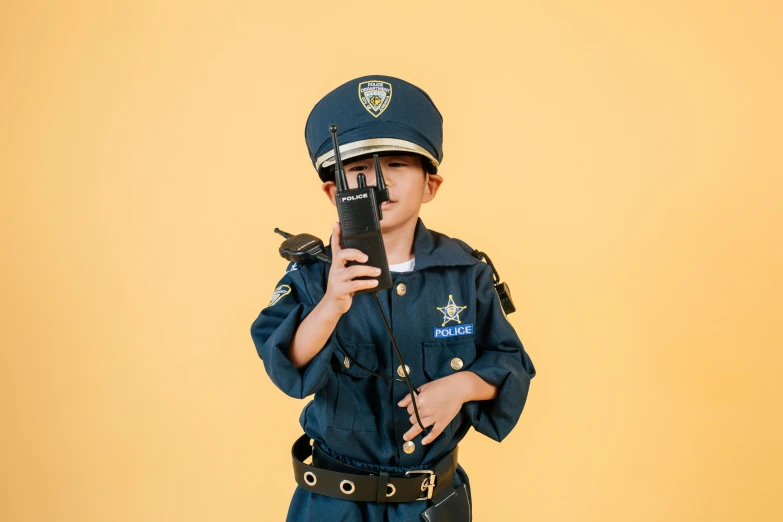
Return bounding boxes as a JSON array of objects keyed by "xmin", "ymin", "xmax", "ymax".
[
  {"xmin": 403, "ymin": 440, "xmax": 415, "ymax": 454},
  {"xmin": 450, "ymin": 358, "xmax": 464, "ymax": 370},
  {"xmin": 397, "ymin": 364, "xmax": 411, "ymax": 378},
  {"xmin": 344, "ymin": 357, "xmax": 351, "ymax": 369},
  {"xmin": 396, "ymin": 283, "xmax": 407, "ymax": 296}
]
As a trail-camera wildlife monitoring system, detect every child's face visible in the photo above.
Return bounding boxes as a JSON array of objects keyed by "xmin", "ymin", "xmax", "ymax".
[{"xmin": 322, "ymin": 154, "xmax": 443, "ymax": 231}]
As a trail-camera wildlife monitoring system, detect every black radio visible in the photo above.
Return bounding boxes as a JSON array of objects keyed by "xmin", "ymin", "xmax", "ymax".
[{"xmin": 328, "ymin": 124, "xmax": 392, "ymax": 293}]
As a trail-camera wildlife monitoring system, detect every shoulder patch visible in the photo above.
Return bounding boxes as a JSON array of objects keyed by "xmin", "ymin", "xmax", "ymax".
[{"xmin": 267, "ymin": 284, "xmax": 291, "ymax": 307}]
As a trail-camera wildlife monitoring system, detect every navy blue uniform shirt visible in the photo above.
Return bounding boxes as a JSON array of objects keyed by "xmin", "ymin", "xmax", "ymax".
[{"xmin": 250, "ymin": 217, "xmax": 536, "ymax": 521}]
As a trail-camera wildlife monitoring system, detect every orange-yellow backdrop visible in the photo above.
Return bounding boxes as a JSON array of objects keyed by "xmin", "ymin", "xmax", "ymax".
[{"xmin": 2, "ymin": 1, "xmax": 781, "ymax": 521}]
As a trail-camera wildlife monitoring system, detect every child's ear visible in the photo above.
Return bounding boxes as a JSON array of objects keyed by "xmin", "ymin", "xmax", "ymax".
[
  {"xmin": 322, "ymin": 181, "xmax": 337, "ymax": 206},
  {"xmin": 422, "ymin": 173, "xmax": 443, "ymax": 204}
]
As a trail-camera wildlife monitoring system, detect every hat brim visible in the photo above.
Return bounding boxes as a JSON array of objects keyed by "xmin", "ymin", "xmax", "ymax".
[{"xmin": 316, "ymin": 138, "xmax": 439, "ymax": 171}]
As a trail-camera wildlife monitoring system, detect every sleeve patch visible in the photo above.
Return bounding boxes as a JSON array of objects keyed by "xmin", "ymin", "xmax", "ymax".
[{"xmin": 267, "ymin": 284, "xmax": 292, "ymax": 307}]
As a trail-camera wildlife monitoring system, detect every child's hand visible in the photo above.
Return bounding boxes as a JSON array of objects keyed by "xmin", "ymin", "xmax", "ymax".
[
  {"xmin": 323, "ymin": 222, "xmax": 381, "ymax": 315},
  {"xmin": 397, "ymin": 373, "xmax": 470, "ymax": 445}
]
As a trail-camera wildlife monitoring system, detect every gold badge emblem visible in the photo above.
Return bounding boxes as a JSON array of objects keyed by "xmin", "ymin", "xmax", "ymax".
[
  {"xmin": 436, "ymin": 295, "xmax": 467, "ymax": 327},
  {"xmin": 267, "ymin": 284, "xmax": 291, "ymax": 307},
  {"xmin": 358, "ymin": 80, "xmax": 392, "ymax": 117}
]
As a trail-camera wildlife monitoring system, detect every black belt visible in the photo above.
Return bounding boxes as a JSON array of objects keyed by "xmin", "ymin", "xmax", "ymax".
[{"xmin": 291, "ymin": 433, "xmax": 459, "ymax": 504}]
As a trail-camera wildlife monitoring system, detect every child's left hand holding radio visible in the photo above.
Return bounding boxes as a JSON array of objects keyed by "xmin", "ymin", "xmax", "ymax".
[{"xmin": 397, "ymin": 372, "xmax": 475, "ymax": 445}]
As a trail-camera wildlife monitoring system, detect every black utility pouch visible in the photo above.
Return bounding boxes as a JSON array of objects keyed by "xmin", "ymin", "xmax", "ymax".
[{"xmin": 420, "ymin": 484, "xmax": 471, "ymax": 522}]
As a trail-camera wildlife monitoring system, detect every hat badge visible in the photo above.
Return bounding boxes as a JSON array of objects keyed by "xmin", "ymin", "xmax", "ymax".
[{"xmin": 358, "ymin": 80, "xmax": 392, "ymax": 117}]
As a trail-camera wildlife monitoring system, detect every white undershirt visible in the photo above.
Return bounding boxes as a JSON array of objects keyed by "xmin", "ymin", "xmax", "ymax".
[{"xmin": 388, "ymin": 257, "xmax": 415, "ymax": 273}]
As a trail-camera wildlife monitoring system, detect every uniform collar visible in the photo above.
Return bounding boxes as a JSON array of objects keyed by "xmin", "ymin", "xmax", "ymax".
[{"xmin": 410, "ymin": 217, "xmax": 479, "ymax": 271}]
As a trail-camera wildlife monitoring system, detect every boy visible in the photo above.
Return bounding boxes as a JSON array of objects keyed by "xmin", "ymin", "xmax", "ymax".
[{"xmin": 250, "ymin": 75, "xmax": 536, "ymax": 521}]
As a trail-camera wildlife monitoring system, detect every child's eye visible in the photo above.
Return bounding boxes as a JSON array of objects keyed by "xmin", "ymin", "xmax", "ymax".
[
  {"xmin": 388, "ymin": 162, "xmax": 406, "ymax": 167},
  {"xmin": 349, "ymin": 165, "xmax": 368, "ymax": 171}
]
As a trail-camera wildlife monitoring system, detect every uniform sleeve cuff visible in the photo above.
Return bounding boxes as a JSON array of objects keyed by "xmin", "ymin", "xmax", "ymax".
[
  {"xmin": 263, "ymin": 303, "xmax": 335, "ymax": 399},
  {"xmin": 463, "ymin": 352, "xmax": 532, "ymax": 442}
]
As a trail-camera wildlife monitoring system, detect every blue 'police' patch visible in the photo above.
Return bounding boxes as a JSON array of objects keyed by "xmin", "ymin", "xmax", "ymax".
[{"xmin": 433, "ymin": 324, "xmax": 474, "ymax": 338}]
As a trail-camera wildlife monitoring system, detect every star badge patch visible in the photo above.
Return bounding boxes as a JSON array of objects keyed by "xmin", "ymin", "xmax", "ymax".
[
  {"xmin": 434, "ymin": 294, "xmax": 473, "ymax": 338},
  {"xmin": 437, "ymin": 294, "xmax": 467, "ymax": 327}
]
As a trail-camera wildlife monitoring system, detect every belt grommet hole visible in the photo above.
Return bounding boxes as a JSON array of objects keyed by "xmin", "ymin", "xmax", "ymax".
[
  {"xmin": 304, "ymin": 471, "xmax": 317, "ymax": 486},
  {"xmin": 386, "ymin": 483, "xmax": 396, "ymax": 497},
  {"xmin": 340, "ymin": 480, "xmax": 355, "ymax": 495}
]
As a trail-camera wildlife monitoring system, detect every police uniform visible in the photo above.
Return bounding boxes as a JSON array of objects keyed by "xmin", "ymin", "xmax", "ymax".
[{"xmin": 250, "ymin": 75, "xmax": 536, "ymax": 521}]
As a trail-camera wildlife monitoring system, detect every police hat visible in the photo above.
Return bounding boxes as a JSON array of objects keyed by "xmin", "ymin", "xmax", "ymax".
[{"xmin": 304, "ymin": 75, "xmax": 443, "ymax": 182}]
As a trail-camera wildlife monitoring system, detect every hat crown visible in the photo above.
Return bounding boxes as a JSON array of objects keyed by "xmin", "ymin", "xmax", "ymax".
[{"xmin": 304, "ymin": 75, "xmax": 443, "ymax": 182}]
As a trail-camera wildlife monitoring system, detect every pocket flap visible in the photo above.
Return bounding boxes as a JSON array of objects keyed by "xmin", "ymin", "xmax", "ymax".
[
  {"xmin": 422, "ymin": 336, "xmax": 477, "ymax": 380},
  {"xmin": 335, "ymin": 342, "xmax": 380, "ymax": 378}
]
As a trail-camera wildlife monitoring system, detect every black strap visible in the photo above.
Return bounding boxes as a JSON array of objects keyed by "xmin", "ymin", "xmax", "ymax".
[
  {"xmin": 376, "ymin": 471, "xmax": 390, "ymax": 504},
  {"xmin": 470, "ymin": 249, "xmax": 500, "ymax": 284},
  {"xmin": 470, "ymin": 248, "xmax": 517, "ymax": 315},
  {"xmin": 291, "ymin": 433, "xmax": 458, "ymax": 504}
]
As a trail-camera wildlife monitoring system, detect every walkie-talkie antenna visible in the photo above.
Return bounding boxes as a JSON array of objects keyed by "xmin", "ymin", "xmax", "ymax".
[
  {"xmin": 273, "ymin": 227, "xmax": 293, "ymax": 239},
  {"xmin": 373, "ymin": 154, "xmax": 390, "ymax": 204},
  {"xmin": 329, "ymin": 124, "xmax": 348, "ymax": 193},
  {"xmin": 374, "ymin": 154, "xmax": 385, "ymax": 191}
]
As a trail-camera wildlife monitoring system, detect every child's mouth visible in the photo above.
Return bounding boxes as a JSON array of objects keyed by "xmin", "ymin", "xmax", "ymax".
[{"xmin": 381, "ymin": 200, "xmax": 396, "ymax": 209}]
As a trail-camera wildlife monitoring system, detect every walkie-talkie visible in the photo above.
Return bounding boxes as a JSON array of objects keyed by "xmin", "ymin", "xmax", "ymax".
[{"xmin": 329, "ymin": 124, "xmax": 392, "ymax": 293}]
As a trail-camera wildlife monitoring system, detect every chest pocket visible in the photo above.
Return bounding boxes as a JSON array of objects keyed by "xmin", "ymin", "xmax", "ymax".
[
  {"xmin": 422, "ymin": 335, "xmax": 477, "ymax": 380},
  {"xmin": 422, "ymin": 336, "xmax": 477, "ymax": 441},
  {"xmin": 326, "ymin": 342, "xmax": 380, "ymax": 431}
]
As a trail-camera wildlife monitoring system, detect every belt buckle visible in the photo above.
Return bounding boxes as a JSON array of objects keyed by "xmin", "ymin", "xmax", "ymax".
[{"xmin": 405, "ymin": 469, "xmax": 436, "ymax": 500}]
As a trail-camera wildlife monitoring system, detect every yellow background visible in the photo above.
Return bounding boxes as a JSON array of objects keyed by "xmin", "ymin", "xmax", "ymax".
[{"xmin": 2, "ymin": 1, "xmax": 781, "ymax": 521}]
